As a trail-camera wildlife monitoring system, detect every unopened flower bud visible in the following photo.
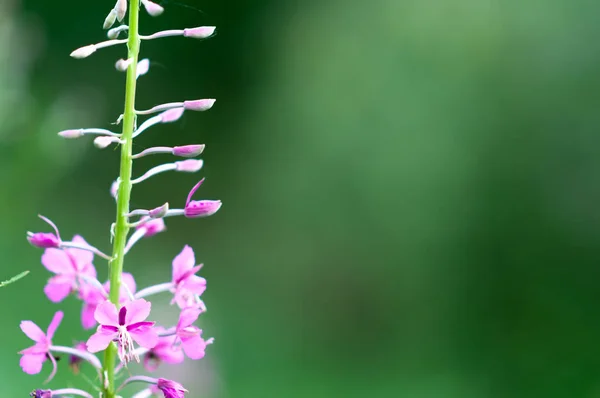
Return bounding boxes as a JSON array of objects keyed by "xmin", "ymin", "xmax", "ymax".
[
  {"xmin": 27, "ymin": 215, "xmax": 62, "ymax": 248},
  {"xmin": 137, "ymin": 217, "xmax": 166, "ymax": 238},
  {"xmin": 115, "ymin": 58, "xmax": 133, "ymax": 71},
  {"xmin": 108, "ymin": 25, "xmax": 129, "ymax": 39},
  {"xmin": 175, "ymin": 159, "xmax": 204, "ymax": 172},
  {"xmin": 70, "ymin": 44, "xmax": 97, "ymax": 59},
  {"xmin": 103, "ymin": 9, "xmax": 118, "ymax": 29},
  {"xmin": 184, "ymin": 99, "xmax": 215, "ymax": 112},
  {"xmin": 149, "ymin": 203, "xmax": 169, "ymax": 218},
  {"xmin": 115, "ymin": 0, "xmax": 128, "ymax": 22},
  {"xmin": 160, "ymin": 107, "xmax": 185, "ymax": 123},
  {"xmin": 183, "ymin": 26, "xmax": 216, "ymax": 39},
  {"xmin": 27, "ymin": 232, "xmax": 60, "ymax": 248},
  {"xmin": 58, "ymin": 129, "xmax": 84, "ymax": 139},
  {"xmin": 173, "ymin": 145, "xmax": 205, "ymax": 157},
  {"xmin": 137, "ymin": 58, "xmax": 150, "ymax": 79},
  {"xmin": 183, "ymin": 179, "xmax": 222, "ymax": 218},
  {"xmin": 157, "ymin": 378, "xmax": 188, "ymax": 398},
  {"xmin": 111, "ymin": 180, "xmax": 120, "ymax": 199},
  {"xmin": 142, "ymin": 0, "xmax": 164, "ymax": 16},
  {"xmin": 94, "ymin": 136, "xmax": 119, "ymax": 149},
  {"xmin": 30, "ymin": 390, "xmax": 52, "ymax": 398},
  {"xmin": 185, "ymin": 200, "xmax": 222, "ymax": 218}
]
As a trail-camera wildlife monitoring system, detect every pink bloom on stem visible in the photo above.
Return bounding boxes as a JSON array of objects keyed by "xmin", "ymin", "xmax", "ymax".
[
  {"xmin": 42, "ymin": 235, "xmax": 97, "ymax": 303},
  {"xmin": 157, "ymin": 378, "xmax": 188, "ymax": 398},
  {"xmin": 183, "ymin": 179, "xmax": 222, "ymax": 218},
  {"xmin": 80, "ymin": 272, "xmax": 136, "ymax": 329},
  {"xmin": 176, "ymin": 308, "xmax": 213, "ymax": 360},
  {"xmin": 171, "ymin": 246, "xmax": 206, "ymax": 309},
  {"xmin": 86, "ymin": 299, "xmax": 158, "ymax": 364},
  {"xmin": 143, "ymin": 327, "xmax": 184, "ymax": 371},
  {"xmin": 19, "ymin": 311, "xmax": 63, "ymax": 381}
]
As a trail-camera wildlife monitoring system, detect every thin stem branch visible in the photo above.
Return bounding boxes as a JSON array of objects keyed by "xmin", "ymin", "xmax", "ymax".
[{"xmin": 103, "ymin": 1, "xmax": 141, "ymax": 397}]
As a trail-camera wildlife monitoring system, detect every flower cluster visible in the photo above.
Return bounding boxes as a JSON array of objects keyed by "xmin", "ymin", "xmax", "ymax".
[{"xmin": 21, "ymin": 1, "xmax": 220, "ymax": 397}]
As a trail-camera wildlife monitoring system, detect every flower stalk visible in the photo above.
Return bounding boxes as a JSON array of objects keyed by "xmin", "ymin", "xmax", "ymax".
[{"xmin": 103, "ymin": 0, "xmax": 141, "ymax": 396}]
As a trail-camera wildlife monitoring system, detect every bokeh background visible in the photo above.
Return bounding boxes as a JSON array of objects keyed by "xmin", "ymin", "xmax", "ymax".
[{"xmin": 2, "ymin": 0, "xmax": 600, "ymax": 397}]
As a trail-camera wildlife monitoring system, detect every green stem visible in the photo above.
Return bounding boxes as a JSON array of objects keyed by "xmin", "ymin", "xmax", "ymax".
[{"xmin": 102, "ymin": 1, "xmax": 141, "ymax": 397}]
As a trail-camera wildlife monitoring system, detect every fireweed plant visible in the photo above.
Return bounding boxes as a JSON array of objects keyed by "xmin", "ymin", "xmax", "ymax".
[{"xmin": 23, "ymin": 1, "xmax": 221, "ymax": 397}]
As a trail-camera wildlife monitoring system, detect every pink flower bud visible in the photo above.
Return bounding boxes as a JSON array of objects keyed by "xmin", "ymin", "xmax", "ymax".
[
  {"xmin": 115, "ymin": 58, "xmax": 133, "ymax": 71},
  {"xmin": 172, "ymin": 145, "xmax": 205, "ymax": 158},
  {"xmin": 157, "ymin": 378, "xmax": 188, "ymax": 398},
  {"xmin": 160, "ymin": 107, "xmax": 185, "ymax": 123},
  {"xmin": 183, "ymin": 26, "xmax": 216, "ymax": 39},
  {"xmin": 183, "ymin": 179, "xmax": 222, "ymax": 218},
  {"xmin": 136, "ymin": 217, "xmax": 166, "ymax": 238},
  {"xmin": 115, "ymin": 0, "xmax": 128, "ymax": 22},
  {"xmin": 149, "ymin": 203, "xmax": 169, "ymax": 218},
  {"xmin": 111, "ymin": 180, "xmax": 120, "ymax": 199},
  {"xmin": 142, "ymin": 0, "xmax": 164, "ymax": 16},
  {"xmin": 175, "ymin": 159, "xmax": 204, "ymax": 173},
  {"xmin": 183, "ymin": 99, "xmax": 216, "ymax": 112},
  {"xmin": 58, "ymin": 129, "xmax": 84, "ymax": 139},
  {"xmin": 185, "ymin": 200, "xmax": 222, "ymax": 218},
  {"xmin": 103, "ymin": 9, "xmax": 118, "ymax": 29},
  {"xmin": 70, "ymin": 45, "xmax": 97, "ymax": 59},
  {"xmin": 27, "ymin": 215, "xmax": 62, "ymax": 248},
  {"xmin": 27, "ymin": 232, "xmax": 60, "ymax": 249}
]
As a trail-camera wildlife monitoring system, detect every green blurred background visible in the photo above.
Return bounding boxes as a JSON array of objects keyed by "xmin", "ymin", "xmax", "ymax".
[{"xmin": 2, "ymin": 0, "xmax": 600, "ymax": 396}]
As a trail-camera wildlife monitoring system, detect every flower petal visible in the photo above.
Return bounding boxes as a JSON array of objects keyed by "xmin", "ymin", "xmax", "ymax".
[
  {"xmin": 41, "ymin": 248, "xmax": 72, "ymax": 275},
  {"xmin": 46, "ymin": 311, "xmax": 64, "ymax": 340},
  {"xmin": 20, "ymin": 321, "xmax": 45, "ymax": 343},
  {"xmin": 181, "ymin": 333, "xmax": 210, "ymax": 360},
  {"xmin": 19, "ymin": 353, "xmax": 46, "ymax": 374},
  {"xmin": 86, "ymin": 327, "xmax": 118, "ymax": 352},
  {"xmin": 94, "ymin": 300, "xmax": 119, "ymax": 326},
  {"xmin": 177, "ymin": 307, "xmax": 201, "ymax": 330},
  {"xmin": 124, "ymin": 299, "xmax": 151, "ymax": 325},
  {"xmin": 172, "ymin": 245, "xmax": 195, "ymax": 283},
  {"xmin": 182, "ymin": 275, "xmax": 206, "ymax": 296},
  {"xmin": 67, "ymin": 235, "xmax": 95, "ymax": 268},
  {"xmin": 44, "ymin": 276, "xmax": 73, "ymax": 303},
  {"xmin": 130, "ymin": 325, "xmax": 159, "ymax": 349},
  {"xmin": 81, "ymin": 302, "xmax": 98, "ymax": 330}
]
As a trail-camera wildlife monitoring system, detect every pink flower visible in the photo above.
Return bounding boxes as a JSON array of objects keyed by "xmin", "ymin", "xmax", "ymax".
[
  {"xmin": 80, "ymin": 272, "xmax": 136, "ymax": 329},
  {"xmin": 175, "ymin": 308, "xmax": 213, "ymax": 360},
  {"xmin": 183, "ymin": 179, "xmax": 222, "ymax": 218},
  {"xmin": 157, "ymin": 378, "xmax": 188, "ymax": 398},
  {"xmin": 42, "ymin": 235, "xmax": 97, "ymax": 303},
  {"xmin": 142, "ymin": 327, "xmax": 184, "ymax": 371},
  {"xmin": 19, "ymin": 311, "xmax": 63, "ymax": 381},
  {"xmin": 171, "ymin": 246, "xmax": 206, "ymax": 309},
  {"xmin": 86, "ymin": 299, "xmax": 158, "ymax": 363}
]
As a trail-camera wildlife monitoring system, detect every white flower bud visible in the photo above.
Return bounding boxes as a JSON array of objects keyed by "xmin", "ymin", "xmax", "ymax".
[
  {"xmin": 103, "ymin": 9, "xmax": 118, "ymax": 29},
  {"xmin": 70, "ymin": 45, "xmax": 97, "ymax": 59},
  {"xmin": 142, "ymin": 0, "xmax": 164, "ymax": 16},
  {"xmin": 115, "ymin": 0, "xmax": 128, "ymax": 22},
  {"xmin": 115, "ymin": 58, "xmax": 133, "ymax": 72}
]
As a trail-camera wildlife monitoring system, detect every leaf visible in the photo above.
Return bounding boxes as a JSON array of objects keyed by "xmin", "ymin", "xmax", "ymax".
[{"xmin": 0, "ymin": 270, "xmax": 29, "ymax": 287}]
